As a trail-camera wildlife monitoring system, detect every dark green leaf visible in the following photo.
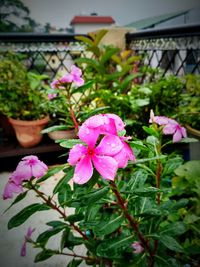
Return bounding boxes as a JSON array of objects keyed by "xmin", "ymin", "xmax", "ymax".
[
  {"xmin": 67, "ymin": 259, "xmax": 82, "ymax": 267},
  {"xmin": 53, "ymin": 168, "xmax": 74, "ymax": 194},
  {"xmin": 97, "ymin": 235, "xmax": 134, "ymax": 257},
  {"xmin": 58, "ymin": 183, "xmax": 72, "ymax": 207},
  {"xmin": 36, "ymin": 226, "xmax": 66, "ymax": 245},
  {"xmin": 93, "ymin": 215, "xmax": 123, "ymax": 236},
  {"xmin": 46, "ymin": 221, "xmax": 68, "ymax": 228},
  {"xmin": 37, "ymin": 165, "xmax": 66, "ymax": 183},
  {"xmin": 3, "ymin": 191, "xmax": 28, "ymax": 213},
  {"xmin": 159, "ymin": 222, "xmax": 187, "ymax": 236},
  {"xmin": 8, "ymin": 203, "xmax": 50, "ymax": 229},
  {"xmin": 70, "ymin": 186, "xmax": 109, "ymax": 207},
  {"xmin": 34, "ymin": 249, "xmax": 56, "ymax": 262},
  {"xmin": 159, "ymin": 235, "xmax": 183, "ymax": 252}
]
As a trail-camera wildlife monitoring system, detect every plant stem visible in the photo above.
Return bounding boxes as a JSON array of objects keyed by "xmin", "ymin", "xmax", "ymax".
[
  {"xmin": 29, "ymin": 182, "xmax": 88, "ymax": 240},
  {"xmin": 110, "ymin": 180, "xmax": 154, "ymax": 266}
]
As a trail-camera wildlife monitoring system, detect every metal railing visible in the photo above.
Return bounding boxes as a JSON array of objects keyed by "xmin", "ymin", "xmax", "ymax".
[{"xmin": 125, "ymin": 24, "xmax": 200, "ymax": 81}]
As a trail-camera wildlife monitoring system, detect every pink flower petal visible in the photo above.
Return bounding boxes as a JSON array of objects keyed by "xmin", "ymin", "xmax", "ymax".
[
  {"xmin": 114, "ymin": 141, "xmax": 136, "ymax": 168},
  {"xmin": 71, "ymin": 65, "xmax": 82, "ymax": 76},
  {"xmin": 73, "ymin": 155, "xmax": 93, "ymax": 184},
  {"xmin": 95, "ymin": 135, "xmax": 123, "ymax": 156},
  {"xmin": 92, "ymin": 155, "xmax": 118, "ymax": 181},
  {"xmin": 78, "ymin": 124, "xmax": 100, "ymax": 147},
  {"xmin": 68, "ymin": 144, "xmax": 87, "ymax": 165},
  {"xmin": 173, "ymin": 129, "xmax": 183, "ymax": 143},
  {"xmin": 163, "ymin": 123, "xmax": 176, "ymax": 135},
  {"xmin": 3, "ymin": 180, "xmax": 23, "ymax": 200},
  {"xmin": 106, "ymin": 113, "xmax": 125, "ymax": 131},
  {"xmin": 181, "ymin": 126, "xmax": 187, "ymax": 138}
]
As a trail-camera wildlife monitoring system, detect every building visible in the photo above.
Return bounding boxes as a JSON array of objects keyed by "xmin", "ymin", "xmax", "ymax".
[
  {"xmin": 70, "ymin": 13, "xmax": 115, "ymax": 34},
  {"xmin": 125, "ymin": 8, "xmax": 200, "ymax": 30}
]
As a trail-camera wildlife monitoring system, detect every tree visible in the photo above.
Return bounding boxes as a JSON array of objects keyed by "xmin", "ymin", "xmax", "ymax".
[{"xmin": 0, "ymin": 0, "xmax": 38, "ymax": 32}]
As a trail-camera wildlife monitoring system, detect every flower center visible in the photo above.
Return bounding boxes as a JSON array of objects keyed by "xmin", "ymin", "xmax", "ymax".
[{"xmin": 87, "ymin": 147, "xmax": 95, "ymax": 156}]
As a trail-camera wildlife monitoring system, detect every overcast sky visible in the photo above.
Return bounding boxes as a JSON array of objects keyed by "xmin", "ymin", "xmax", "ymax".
[{"xmin": 21, "ymin": 0, "xmax": 200, "ymax": 28}]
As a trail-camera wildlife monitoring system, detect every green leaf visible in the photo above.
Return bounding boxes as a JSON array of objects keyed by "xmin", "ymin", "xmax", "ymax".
[
  {"xmin": 34, "ymin": 249, "xmax": 56, "ymax": 262},
  {"xmin": 100, "ymin": 47, "xmax": 119, "ymax": 65},
  {"xmin": 41, "ymin": 124, "xmax": 68, "ymax": 134},
  {"xmin": 159, "ymin": 235, "xmax": 183, "ymax": 252},
  {"xmin": 143, "ymin": 126, "xmax": 159, "ymax": 137},
  {"xmin": 61, "ymin": 230, "xmax": 83, "ymax": 250},
  {"xmin": 3, "ymin": 191, "xmax": 28, "ymax": 213},
  {"xmin": 70, "ymin": 186, "xmax": 109, "ymax": 207},
  {"xmin": 96, "ymin": 235, "xmax": 134, "ymax": 257},
  {"xmin": 159, "ymin": 222, "xmax": 187, "ymax": 236},
  {"xmin": 8, "ymin": 203, "xmax": 50, "ymax": 229},
  {"xmin": 57, "ymin": 139, "xmax": 84, "ymax": 148},
  {"xmin": 93, "ymin": 215, "xmax": 124, "ymax": 236},
  {"xmin": 71, "ymin": 80, "xmax": 94, "ymax": 94},
  {"xmin": 46, "ymin": 221, "xmax": 68, "ymax": 228},
  {"xmin": 67, "ymin": 259, "xmax": 82, "ymax": 267},
  {"xmin": 58, "ymin": 183, "xmax": 73, "ymax": 207},
  {"xmin": 37, "ymin": 165, "xmax": 67, "ymax": 183},
  {"xmin": 36, "ymin": 225, "xmax": 67, "ymax": 245},
  {"xmin": 53, "ymin": 168, "xmax": 74, "ymax": 194},
  {"xmin": 75, "ymin": 35, "xmax": 94, "ymax": 46}
]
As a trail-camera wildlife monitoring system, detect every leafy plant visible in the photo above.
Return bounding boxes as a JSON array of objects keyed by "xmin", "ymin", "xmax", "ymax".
[
  {"xmin": 0, "ymin": 51, "xmax": 50, "ymax": 120},
  {"xmin": 178, "ymin": 74, "xmax": 200, "ymax": 130},
  {"xmin": 3, "ymin": 111, "xmax": 199, "ymax": 267}
]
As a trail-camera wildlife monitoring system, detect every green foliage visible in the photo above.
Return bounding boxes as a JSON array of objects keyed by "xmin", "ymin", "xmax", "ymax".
[
  {"xmin": 4, "ymin": 123, "xmax": 199, "ymax": 267},
  {"xmin": 0, "ymin": 51, "xmax": 50, "ymax": 120},
  {"xmin": 178, "ymin": 74, "xmax": 200, "ymax": 130}
]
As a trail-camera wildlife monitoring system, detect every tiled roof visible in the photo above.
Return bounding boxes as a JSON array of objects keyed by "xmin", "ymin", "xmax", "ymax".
[
  {"xmin": 125, "ymin": 10, "xmax": 189, "ymax": 29},
  {"xmin": 70, "ymin": 16, "xmax": 115, "ymax": 25}
]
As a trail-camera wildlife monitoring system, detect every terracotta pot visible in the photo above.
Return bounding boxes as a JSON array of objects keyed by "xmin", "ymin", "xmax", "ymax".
[
  {"xmin": 48, "ymin": 129, "xmax": 77, "ymax": 140},
  {"xmin": 8, "ymin": 116, "xmax": 49, "ymax": 148}
]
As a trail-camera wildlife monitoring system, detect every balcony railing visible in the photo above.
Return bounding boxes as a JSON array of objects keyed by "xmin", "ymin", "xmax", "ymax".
[
  {"xmin": 125, "ymin": 24, "xmax": 200, "ymax": 81},
  {"xmin": 0, "ymin": 25, "xmax": 199, "ymax": 167}
]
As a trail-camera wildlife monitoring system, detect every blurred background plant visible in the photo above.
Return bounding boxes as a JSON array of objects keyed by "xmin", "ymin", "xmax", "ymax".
[{"xmin": 0, "ymin": 51, "xmax": 50, "ymax": 120}]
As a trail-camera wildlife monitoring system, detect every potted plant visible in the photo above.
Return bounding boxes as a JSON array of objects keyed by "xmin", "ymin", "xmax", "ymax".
[
  {"xmin": 42, "ymin": 64, "xmax": 99, "ymax": 140},
  {"xmin": 0, "ymin": 51, "xmax": 50, "ymax": 148}
]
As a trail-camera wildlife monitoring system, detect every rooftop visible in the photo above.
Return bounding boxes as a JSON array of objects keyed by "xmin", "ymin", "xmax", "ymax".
[
  {"xmin": 125, "ymin": 10, "xmax": 189, "ymax": 29},
  {"xmin": 70, "ymin": 15, "xmax": 115, "ymax": 25}
]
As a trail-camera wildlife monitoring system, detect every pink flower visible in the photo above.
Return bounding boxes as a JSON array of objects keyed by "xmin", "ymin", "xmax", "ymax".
[
  {"xmin": 78, "ymin": 113, "xmax": 125, "ymax": 146},
  {"xmin": 149, "ymin": 110, "xmax": 169, "ymax": 125},
  {"xmin": 20, "ymin": 227, "xmax": 35, "ymax": 257},
  {"xmin": 113, "ymin": 137, "xmax": 136, "ymax": 168},
  {"xmin": 149, "ymin": 110, "xmax": 187, "ymax": 142},
  {"xmin": 68, "ymin": 134, "xmax": 123, "ymax": 184},
  {"xmin": 131, "ymin": 241, "xmax": 144, "ymax": 254},
  {"xmin": 3, "ymin": 178, "xmax": 23, "ymax": 200},
  {"xmin": 59, "ymin": 65, "xmax": 84, "ymax": 87},
  {"xmin": 163, "ymin": 119, "xmax": 187, "ymax": 143},
  {"xmin": 13, "ymin": 155, "xmax": 48, "ymax": 184}
]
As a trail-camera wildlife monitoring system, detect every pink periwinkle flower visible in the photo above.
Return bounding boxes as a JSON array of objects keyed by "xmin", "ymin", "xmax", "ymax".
[
  {"xmin": 163, "ymin": 119, "xmax": 187, "ymax": 143},
  {"xmin": 78, "ymin": 113, "xmax": 125, "ymax": 146},
  {"xmin": 20, "ymin": 227, "xmax": 35, "ymax": 257},
  {"xmin": 11, "ymin": 156, "xmax": 48, "ymax": 185},
  {"xmin": 68, "ymin": 114, "xmax": 135, "ymax": 184},
  {"xmin": 3, "ymin": 178, "xmax": 23, "ymax": 200},
  {"xmin": 132, "ymin": 241, "xmax": 144, "ymax": 254},
  {"xmin": 149, "ymin": 110, "xmax": 187, "ymax": 143},
  {"xmin": 68, "ymin": 134, "xmax": 122, "ymax": 184}
]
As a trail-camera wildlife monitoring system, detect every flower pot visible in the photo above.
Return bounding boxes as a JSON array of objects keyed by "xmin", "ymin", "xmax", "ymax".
[
  {"xmin": 8, "ymin": 116, "xmax": 49, "ymax": 148},
  {"xmin": 48, "ymin": 129, "xmax": 77, "ymax": 141}
]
